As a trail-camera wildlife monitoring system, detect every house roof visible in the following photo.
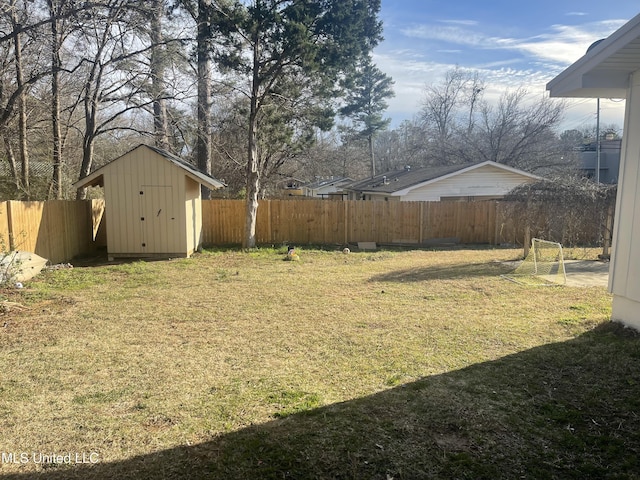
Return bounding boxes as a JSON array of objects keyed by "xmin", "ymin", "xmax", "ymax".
[
  {"xmin": 343, "ymin": 161, "xmax": 540, "ymax": 196},
  {"xmin": 547, "ymin": 12, "xmax": 640, "ymax": 98},
  {"xmin": 73, "ymin": 144, "xmax": 226, "ymax": 190},
  {"xmin": 303, "ymin": 177, "xmax": 352, "ymax": 190}
]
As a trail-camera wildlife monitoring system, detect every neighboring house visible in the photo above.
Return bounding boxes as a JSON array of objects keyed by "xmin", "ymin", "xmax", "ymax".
[
  {"xmin": 579, "ymin": 138, "xmax": 622, "ymax": 183},
  {"xmin": 342, "ymin": 161, "xmax": 541, "ymax": 202},
  {"xmin": 547, "ymin": 11, "xmax": 640, "ymax": 330},
  {"xmin": 282, "ymin": 186, "xmax": 304, "ymax": 196},
  {"xmin": 301, "ymin": 176, "xmax": 352, "ymax": 199}
]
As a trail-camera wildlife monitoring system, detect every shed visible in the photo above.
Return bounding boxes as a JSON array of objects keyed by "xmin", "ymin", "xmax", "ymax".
[
  {"xmin": 73, "ymin": 144, "xmax": 225, "ymax": 260},
  {"xmin": 547, "ymin": 11, "xmax": 640, "ymax": 330},
  {"xmin": 343, "ymin": 161, "xmax": 541, "ymax": 201}
]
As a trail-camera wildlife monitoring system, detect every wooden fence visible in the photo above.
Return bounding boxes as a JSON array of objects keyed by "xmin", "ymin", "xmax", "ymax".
[
  {"xmin": 201, "ymin": 199, "xmax": 515, "ymax": 246},
  {"xmin": 0, "ymin": 200, "xmax": 105, "ymax": 265},
  {"xmin": 0, "ymin": 198, "xmax": 606, "ymax": 264}
]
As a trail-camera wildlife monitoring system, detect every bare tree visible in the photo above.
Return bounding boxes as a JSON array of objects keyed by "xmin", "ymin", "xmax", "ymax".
[
  {"xmin": 1, "ymin": 0, "xmax": 82, "ymax": 199},
  {"xmin": 69, "ymin": 0, "xmax": 167, "ymax": 197},
  {"xmin": 8, "ymin": 0, "xmax": 30, "ymax": 196},
  {"xmin": 421, "ymin": 68, "xmax": 565, "ymax": 172},
  {"xmin": 421, "ymin": 67, "xmax": 482, "ymax": 165},
  {"xmin": 47, "ymin": 0, "xmax": 64, "ymax": 198},
  {"xmin": 471, "ymin": 89, "xmax": 565, "ymax": 172},
  {"xmin": 0, "ymin": 56, "xmax": 21, "ymax": 191},
  {"xmin": 0, "ymin": 1, "xmax": 194, "ymax": 199}
]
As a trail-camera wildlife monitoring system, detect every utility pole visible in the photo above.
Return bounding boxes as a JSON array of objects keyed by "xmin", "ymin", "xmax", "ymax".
[{"xmin": 596, "ymin": 98, "xmax": 601, "ymax": 183}]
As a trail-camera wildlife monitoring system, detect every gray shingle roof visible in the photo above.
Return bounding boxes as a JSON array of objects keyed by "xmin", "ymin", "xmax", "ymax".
[
  {"xmin": 303, "ymin": 177, "xmax": 352, "ymax": 189},
  {"xmin": 344, "ymin": 163, "xmax": 480, "ymax": 194}
]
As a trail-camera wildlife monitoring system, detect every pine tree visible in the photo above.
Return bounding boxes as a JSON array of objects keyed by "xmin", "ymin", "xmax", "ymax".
[
  {"xmin": 340, "ymin": 54, "xmax": 394, "ymax": 177},
  {"xmin": 209, "ymin": 0, "xmax": 383, "ymax": 248}
]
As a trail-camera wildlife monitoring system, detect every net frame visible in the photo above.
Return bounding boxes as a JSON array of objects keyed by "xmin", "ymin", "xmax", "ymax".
[{"xmin": 502, "ymin": 238, "xmax": 567, "ymax": 286}]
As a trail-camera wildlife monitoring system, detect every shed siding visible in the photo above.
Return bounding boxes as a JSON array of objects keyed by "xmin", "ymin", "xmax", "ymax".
[
  {"xmin": 185, "ymin": 176, "xmax": 202, "ymax": 255},
  {"xmin": 400, "ymin": 165, "xmax": 535, "ymax": 201},
  {"xmin": 103, "ymin": 146, "xmax": 190, "ymax": 256}
]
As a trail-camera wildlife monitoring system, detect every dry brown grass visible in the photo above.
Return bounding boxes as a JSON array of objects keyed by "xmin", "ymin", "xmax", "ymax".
[{"xmin": 0, "ymin": 246, "xmax": 629, "ymax": 479}]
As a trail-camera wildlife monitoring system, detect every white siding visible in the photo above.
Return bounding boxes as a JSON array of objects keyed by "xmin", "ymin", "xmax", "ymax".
[
  {"xmin": 400, "ymin": 165, "xmax": 536, "ymax": 202},
  {"xmin": 610, "ymin": 71, "xmax": 640, "ymax": 329}
]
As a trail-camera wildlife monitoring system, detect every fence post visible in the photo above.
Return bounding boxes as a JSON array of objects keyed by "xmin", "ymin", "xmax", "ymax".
[
  {"xmin": 493, "ymin": 202, "xmax": 499, "ymax": 245},
  {"xmin": 6, "ymin": 200, "xmax": 15, "ymax": 250},
  {"xmin": 344, "ymin": 201, "xmax": 348, "ymax": 244},
  {"xmin": 602, "ymin": 202, "xmax": 614, "ymax": 258},
  {"xmin": 267, "ymin": 199, "xmax": 272, "ymax": 244},
  {"xmin": 419, "ymin": 202, "xmax": 424, "ymax": 244},
  {"xmin": 523, "ymin": 225, "xmax": 531, "ymax": 258}
]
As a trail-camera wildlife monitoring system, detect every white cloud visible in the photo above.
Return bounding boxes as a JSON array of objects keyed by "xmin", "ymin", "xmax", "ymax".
[
  {"xmin": 400, "ymin": 24, "xmax": 487, "ymax": 47},
  {"xmin": 372, "ymin": 52, "xmax": 453, "ymax": 123},
  {"xmin": 400, "ymin": 19, "xmax": 628, "ymax": 65},
  {"xmin": 377, "ymin": 17, "xmax": 629, "ymax": 128},
  {"xmin": 438, "ymin": 19, "xmax": 479, "ymax": 26},
  {"xmin": 475, "ymin": 58, "xmax": 523, "ymax": 69},
  {"xmin": 497, "ymin": 21, "xmax": 628, "ymax": 65},
  {"xmin": 498, "ymin": 37, "xmax": 590, "ymax": 64}
]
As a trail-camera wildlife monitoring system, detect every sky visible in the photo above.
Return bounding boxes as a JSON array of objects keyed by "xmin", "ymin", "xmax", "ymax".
[{"xmin": 374, "ymin": 1, "xmax": 640, "ymax": 132}]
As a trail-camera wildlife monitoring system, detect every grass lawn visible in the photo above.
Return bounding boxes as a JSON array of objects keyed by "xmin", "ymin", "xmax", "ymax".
[{"xmin": 0, "ymin": 246, "xmax": 637, "ymax": 479}]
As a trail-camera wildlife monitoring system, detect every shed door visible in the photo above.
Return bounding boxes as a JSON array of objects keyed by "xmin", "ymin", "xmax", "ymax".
[{"xmin": 138, "ymin": 186, "xmax": 174, "ymax": 253}]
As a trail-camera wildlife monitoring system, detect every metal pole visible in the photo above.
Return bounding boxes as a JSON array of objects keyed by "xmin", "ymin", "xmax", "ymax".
[{"xmin": 596, "ymin": 98, "xmax": 601, "ymax": 183}]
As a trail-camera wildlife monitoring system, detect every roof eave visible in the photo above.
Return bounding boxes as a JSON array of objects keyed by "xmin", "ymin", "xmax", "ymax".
[
  {"xmin": 353, "ymin": 189, "xmax": 397, "ymax": 196},
  {"xmin": 547, "ymin": 12, "xmax": 640, "ymax": 99},
  {"xmin": 185, "ymin": 171, "xmax": 226, "ymax": 190},
  {"xmin": 547, "ymin": 70, "xmax": 631, "ymax": 99},
  {"xmin": 72, "ymin": 172, "xmax": 104, "ymax": 190}
]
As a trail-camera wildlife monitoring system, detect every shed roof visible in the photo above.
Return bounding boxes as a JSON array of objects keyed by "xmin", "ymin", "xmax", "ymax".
[
  {"xmin": 547, "ymin": 12, "xmax": 640, "ymax": 98},
  {"xmin": 73, "ymin": 144, "xmax": 226, "ymax": 190},
  {"xmin": 344, "ymin": 161, "xmax": 540, "ymax": 195}
]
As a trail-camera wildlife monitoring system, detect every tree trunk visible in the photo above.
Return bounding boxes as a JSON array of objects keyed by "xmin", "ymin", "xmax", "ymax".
[
  {"xmin": 78, "ymin": 72, "xmax": 96, "ymax": 200},
  {"xmin": 10, "ymin": 1, "xmax": 29, "ymax": 198},
  {"xmin": 78, "ymin": 57, "xmax": 99, "ymax": 199},
  {"xmin": 368, "ymin": 134, "xmax": 375, "ymax": 177},
  {"xmin": 243, "ymin": 37, "xmax": 261, "ymax": 249},
  {"xmin": 602, "ymin": 202, "xmax": 614, "ymax": 258},
  {"xmin": 49, "ymin": 0, "xmax": 63, "ymax": 199},
  {"xmin": 196, "ymin": 0, "xmax": 212, "ymax": 199},
  {"xmin": 150, "ymin": 0, "xmax": 169, "ymax": 150},
  {"xmin": 0, "ymin": 125, "xmax": 20, "ymax": 190},
  {"xmin": 77, "ymin": 137, "xmax": 94, "ymax": 200},
  {"xmin": 244, "ymin": 156, "xmax": 260, "ymax": 249}
]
